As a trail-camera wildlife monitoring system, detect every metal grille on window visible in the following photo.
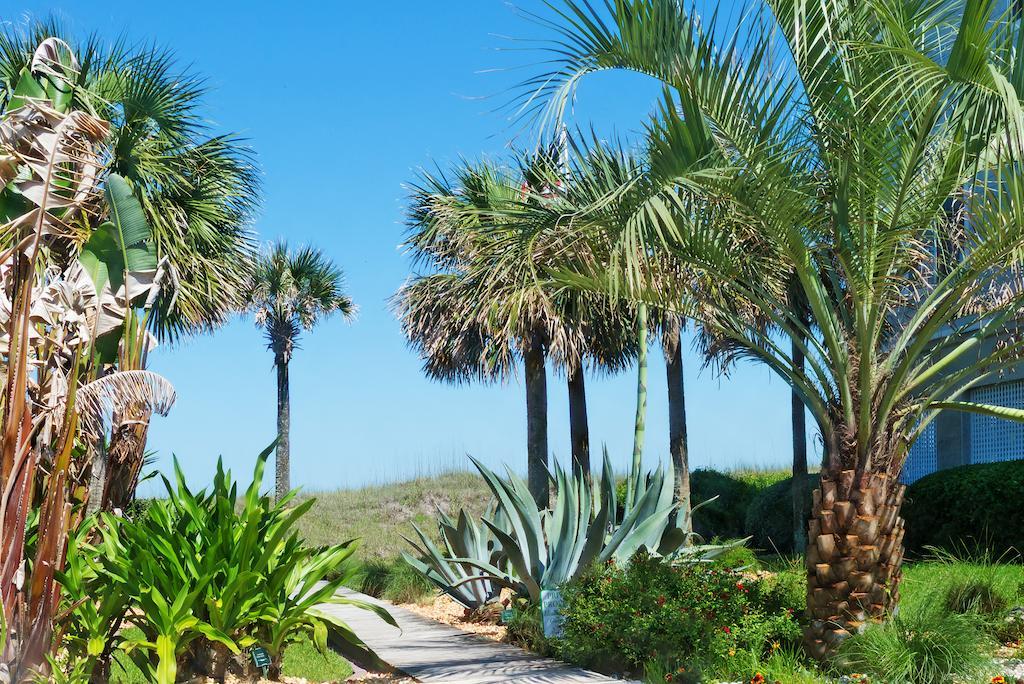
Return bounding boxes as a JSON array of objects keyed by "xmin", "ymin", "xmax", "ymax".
[
  {"xmin": 968, "ymin": 380, "xmax": 1024, "ymax": 464},
  {"xmin": 902, "ymin": 420, "xmax": 936, "ymax": 484}
]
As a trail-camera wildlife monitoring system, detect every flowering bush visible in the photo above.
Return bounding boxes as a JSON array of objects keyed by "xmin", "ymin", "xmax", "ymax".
[{"xmin": 555, "ymin": 552, "xmax": 801, "ymax": 675}]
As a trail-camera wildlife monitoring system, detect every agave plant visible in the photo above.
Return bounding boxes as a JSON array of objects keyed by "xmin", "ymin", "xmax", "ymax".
[
  {"xmin": 402, "ymin": 508, "xmax": 509, "ymax": 610},
  {"xmin": 405, "ymin": 453, "xmax": 728, "ymax": 605}
]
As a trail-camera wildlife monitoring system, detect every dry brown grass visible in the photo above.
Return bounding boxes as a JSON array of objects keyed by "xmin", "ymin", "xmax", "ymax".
[{"xmin": 294, "ymin": 470, "xmax": 492, "ymax": 560}]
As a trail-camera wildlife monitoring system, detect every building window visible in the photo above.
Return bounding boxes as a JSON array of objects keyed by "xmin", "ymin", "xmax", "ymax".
[
  {"xmin": 902, "ymin": 420, "xmax": 936, "ymax": 484},
  {"xmin": 968, "ymin": 380, "xmax": 1024, "ymax": 464}
]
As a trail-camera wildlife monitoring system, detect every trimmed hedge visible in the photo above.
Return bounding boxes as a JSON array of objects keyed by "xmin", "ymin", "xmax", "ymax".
[
  {"xmin": 743, "ymin": 476, "xmax": 818, "ymax": 554},
  {"xmin": 691, "ymin": 469, "xmax": 790, "ymax": 541},
  {"xmin": 902, "ymin": 459, "xmax": 1024, "ymax": 558},
  {"xmin": 691, "ymin": 469, "xmax": 756, "ymax": 539}
]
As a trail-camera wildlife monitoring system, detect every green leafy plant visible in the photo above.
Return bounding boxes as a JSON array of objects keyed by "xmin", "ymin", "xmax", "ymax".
[
  {"xmin": 689, "ymin": 470, "xmax": 760, "ymax": 540},
  {"xmin": 902, "ymin": 546, "xmax": 1024, "ymax": 644},
  {"xmin": 404, "ymin": 453, "xmax": 736, "ymax": 606},
  {"xmin": 55, "ymin": 445, "xmax": 394, "ymax": 683},
  {"xmin": 743, "ymin": 477, "xmax": 819, "ymax": 554}
]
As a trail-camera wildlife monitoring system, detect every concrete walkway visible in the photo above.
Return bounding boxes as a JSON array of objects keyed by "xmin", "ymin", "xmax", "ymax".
[{"xmin": 317, "ymin": 587, "xmax": 632, "ymax": 683}]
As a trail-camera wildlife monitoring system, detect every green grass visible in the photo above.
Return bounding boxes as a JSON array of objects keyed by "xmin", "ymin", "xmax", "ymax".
[
  {"xmin": 901, "ymin": 551, "xmax": 1024, "ymax": 614},
  {"xmin": 835, "ymin": 604, "xmax": 997, "ymax": 684},
  {"xmin": 296, "ymin": 470, "xmax": 492, "ymax": 560},
  {"xmin": 281, "ymin": 636, "xmax": 354, "ymax": 681},
  {"xmin": 108, "ymin": 631, "xmax": 352, "ymax": 683},
  {"xmin": 348, "ymin": 557, "xmax": 434, "ymax": 603}
]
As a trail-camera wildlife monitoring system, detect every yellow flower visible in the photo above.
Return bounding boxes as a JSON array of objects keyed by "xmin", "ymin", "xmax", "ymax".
[
  {"xmin": 728, "ymin": 648, "xmax": 736, "ymax": 657},
  {"xmin": 771, "ymin": 641, "xmax": 781, "ymax": 651},
  {"xmin": 991, "ymin": 676, "xmax": 1006, "ymax": 684}
]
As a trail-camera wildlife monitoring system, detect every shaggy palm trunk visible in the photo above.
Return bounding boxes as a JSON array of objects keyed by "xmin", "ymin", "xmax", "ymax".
[
  {"xmin": 804, "ymin": 463, "xmax": 907, "ymax": 659},
  {"xmin": 101, "ymin": 405, "xmax": 153, "ymax": 511},
  {"xmin": 792, "ymin": 336, "xmax": 809, "ymax": 554},
  {"xmin": 665, "ymin": 337, "xmax": 690, "ymax": 531},
  {"xmin": 86, "ymin": 442, "xmax": 107, "ymax": 516},
  {"xmin": 275, "ymin": 353, "xmax": 291, "ymax": 501},
  {"xmin": 628, "ymin": 304, "xmax": 648, "ymax": 511},
  {"xmin": 525, "ymin": 329, "xmax": 549, "ymax": 509},
  {"xmin": 567, "ymin": 366, "xmax": 590, "ymax": 476}
]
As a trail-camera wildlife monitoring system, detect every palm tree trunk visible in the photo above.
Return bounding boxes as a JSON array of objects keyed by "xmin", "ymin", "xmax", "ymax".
[
  {"xmin": 665, "ymin": 336, "xmax": 690, "ymax": 532},
  {"xmin": 567, "ymin": 366, "xmax": 590, "ymax": 476},
  {"xmin": 803, "ymin": 464, "xmax": 906, "ymax": 658},
  {"xmin": 275, "ymin": 353, "xmax": 291, "ymax": 501},
  {"xmin": 101, "ymin": 408, "xmax": 152, "ymax": 512},
  {"xmin": 792, "ymin": 334, "xmax": 809, "ymax": 553},
  {"xmin": 627, "ymin": 304, "xmax": 648, "ymax": 511},
  {"xmin": 86, "ymin": 441, "xmax": 107, "ymax": 516},
  {"xmin": 525, "ymin": 328, "xmax": 549, "ymax": 509}
]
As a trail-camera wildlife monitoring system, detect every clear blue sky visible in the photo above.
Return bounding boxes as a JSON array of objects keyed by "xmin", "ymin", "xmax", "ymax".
[{"xmin": 7, "ymin": 1, "xmax": 815, "ymax": 492}]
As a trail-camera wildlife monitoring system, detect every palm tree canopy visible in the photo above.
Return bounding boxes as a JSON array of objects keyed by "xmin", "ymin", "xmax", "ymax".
[
  {"xmin": 397, "ymin": 153, "xmax": 638, "ymax": 384},
  {"xmin": 0, "ymin": 18, "xmax": 260, "ymax": 342},
  {"xmin": 250, "ymin": 241, "xmax": 356, "ymax": 363},
  {"xmin": 507, "ymin": 0, "xmax": 1024, "ymax": 479}
]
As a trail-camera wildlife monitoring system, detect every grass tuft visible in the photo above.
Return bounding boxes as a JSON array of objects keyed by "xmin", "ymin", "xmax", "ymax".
[{"xmin": 836, "ymin": 603, "xmax": 995, "ymax": 684}]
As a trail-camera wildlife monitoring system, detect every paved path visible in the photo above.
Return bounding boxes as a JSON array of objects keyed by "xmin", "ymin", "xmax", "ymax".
[{"xmin": 317, "ymin": 587, "xmax": 632, "ymax": 683}]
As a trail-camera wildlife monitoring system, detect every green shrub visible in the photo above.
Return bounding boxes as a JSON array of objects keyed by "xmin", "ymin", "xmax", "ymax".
[
  {"xmin": 744, "ymin": 476, "xmax": 818, "ymax": 554},
  {"xmin": 656, "ymin": 647, "xmax": 823, "ymax": 684},
  {"xmin": 836, "ymin": 603, "xmax": 995, "ymax": 684},
  {"xmin": 713, "ymin": 544, "xmax": 761, "ymax": 571},
  {"xmin": 556, "ymin": 552, "xmax": 801, "ymax": 676},
  {"xmin": 945, "ymin": 578, "xmax": 1009, "ymax": 616},
  {"xmin": 731, "ymin": 469, "xmax": 791, "ymax": 491},
  {"xmin": 690, "ymin": 470, "xmax": 754, "ymax": 539},
  {"xmin": 746, "ymin": 565, "xmax": 806, "ymax": 621},
  {"xmin": 504, "ymin": 600, "xmax": 551, "ymax": 656},
  {"xmin": 903, "ymin": 460, "xmax": 1024, "ymax": 558}
]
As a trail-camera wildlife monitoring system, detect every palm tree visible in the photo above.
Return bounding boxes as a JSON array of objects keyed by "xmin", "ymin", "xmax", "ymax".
[
  {"xmin": 555, "ymin": 292, "xmax": 638, "ymax": 475},
  {"xmin": 399, "ymin": 157, "xmax": 635, "ymax": 504},
  {"xmin": 512, "ymin": 0, "xmax": 1024, "ymax": 655},
  {"xmin": 400, "ymin": 162, "xmax": 552, "ymax": 506},
  {"xmin": 249, "ymin": 242, "xmax": 355, "ymax": 500},
  {"xmin": 0, "ymin": 19, "xmax": 259, "ymax": 340}
]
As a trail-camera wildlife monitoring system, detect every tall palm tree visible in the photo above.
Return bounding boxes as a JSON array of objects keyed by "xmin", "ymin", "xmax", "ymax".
[
  {"xmin": 249, "ymin": 242, "xmax": 355, "ymax": 500},
  {"xmin": 556, "ymin": 292, "xmax": 638, "ymax": 475},
  {"xmin": 400, "ymin": 162, "xmax": 552, "ymax": 506},
  {"xmin": 511, "ymin": 0, "xmax": 1024, "ymax": 655},
  {"xmin": 399, "ymin": 157, "xmax": 635, "ymax": 504}
]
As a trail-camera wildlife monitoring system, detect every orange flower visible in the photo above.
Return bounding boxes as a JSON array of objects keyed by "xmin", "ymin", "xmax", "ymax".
[
  {"xmin": 991, "ymin": 676, "xmax": 1006, "ymax": 684},
  {"xmin": 751, "ymin": 674, "xmax": 766, "ymax": 684}
]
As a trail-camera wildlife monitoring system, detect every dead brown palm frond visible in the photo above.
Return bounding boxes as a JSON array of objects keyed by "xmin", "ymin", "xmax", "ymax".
[
  {"xmin": 393, "ymin": 273, "xmax": 518, "ymax": 384},
  {"xmin": 0, "ymin": 100, "xmax": 109, "ymax": 244},
  {"xmin": 74, "ymin": 370, "xmax": 176, "ymax": 442}
]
